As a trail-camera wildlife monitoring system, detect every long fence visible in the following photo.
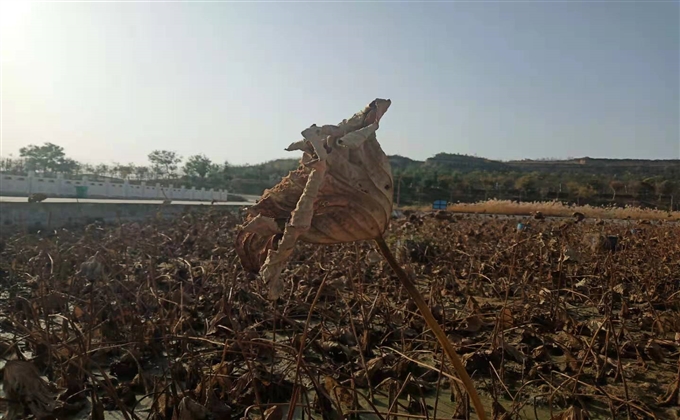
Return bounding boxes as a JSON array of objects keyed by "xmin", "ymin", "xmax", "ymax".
[{"xmin": 0, "ymin": 172, "xmax": 228, "ymax": 201}]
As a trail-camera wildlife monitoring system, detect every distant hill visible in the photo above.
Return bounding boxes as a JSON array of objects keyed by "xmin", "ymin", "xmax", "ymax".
[
  {"xmin": 223, "ymin": 152, "xmax": 679, "ymax": 209},
  {"xmin": 506, "ymin": 157, "xmax": 680, "ymax": 176},
  {"xmin": 388, "ymin": 155, "xmax": 419, "ymax": 170},
  {"xmin": 233, "ymin": 153, "xmax": 679, "ymax": 187},
  {"xmin": 388, "ymin": 153, "xmax": 680, "ymax": 177},
  {"xmin": 423, "ymin": 153, "xmax": 511, "ymax": 171}
]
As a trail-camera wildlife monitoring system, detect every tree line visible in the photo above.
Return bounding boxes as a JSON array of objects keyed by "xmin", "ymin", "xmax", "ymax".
[
  {"xmin": 1, "ymin": 143, "xmax": 678, "ymax": 210},
  {"xmin": 1, "ymin": 142, "xmax": 232, "ymax": 190},
  {"xmin": 390, "ymin": 157, "xmax": 679, "ymax": 210}
]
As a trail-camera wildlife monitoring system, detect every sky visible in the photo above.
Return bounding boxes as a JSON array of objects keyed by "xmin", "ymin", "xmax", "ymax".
[{"xmin": 1, "ymin": 1, "xmax": 679, "ymax": 167}]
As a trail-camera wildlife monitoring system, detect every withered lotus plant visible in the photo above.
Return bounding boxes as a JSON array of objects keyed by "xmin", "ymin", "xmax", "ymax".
[
  {"xmin": 235, "ymin": 98, "xmax": 487, "ymax": 419},
  {"xmin": 3, "ymin": 360, "xmax": 60, "ymax": 420}
]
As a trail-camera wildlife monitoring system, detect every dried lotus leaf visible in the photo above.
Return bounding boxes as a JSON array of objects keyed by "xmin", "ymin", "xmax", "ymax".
[
  {"xmin": 3, "ymin": 360, "xmax": 60, "ymax": 420},
  {"xmin": 236, "ymin": 99, "xmax": 393, "ymax": 279},
  {"xmin": 235, "ymin": 229, "xmax": 282, "ymax": 274}
]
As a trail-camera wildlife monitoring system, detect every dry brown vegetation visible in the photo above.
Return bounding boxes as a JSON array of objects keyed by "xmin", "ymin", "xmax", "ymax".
[
  {"xmin": 413, "ymin": 200, "xmax": 680, "ymax": 221},
  {"xmin": 1, "ymin": 209, "xmax": 680, "ymax": 419}
]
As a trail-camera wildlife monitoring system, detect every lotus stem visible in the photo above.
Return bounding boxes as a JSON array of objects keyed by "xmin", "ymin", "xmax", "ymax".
[{"xmin": 374, "ymin": 236, "xmax": 488, "ymax": 420}]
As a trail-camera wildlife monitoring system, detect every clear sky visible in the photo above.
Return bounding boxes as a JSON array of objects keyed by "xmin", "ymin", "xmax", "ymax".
[{"xmin": 1, "ymin": 1, "xmax": 678, "ymax": 166}]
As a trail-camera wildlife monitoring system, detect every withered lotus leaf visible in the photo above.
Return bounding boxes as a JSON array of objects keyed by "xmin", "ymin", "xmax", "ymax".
[
  {"xmin": 3, "ymin": 360, "xmax": 60, "ymax": 420},
  {"xmin": 236, "ymin": 99, "xmax": 393, "ymax": 299}
]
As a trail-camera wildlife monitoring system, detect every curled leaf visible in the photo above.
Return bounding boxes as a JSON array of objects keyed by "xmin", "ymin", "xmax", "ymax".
[
  {"xmin": 236, "ymin": 99, "xmax": 394, "ymax": 299},
  {"xmin": 336, "ymin": 122, "xmax": 379, "ymax": 148},
  {"xmin": 242, "ymin": 214, "xmax": 283, "ymax": 235},
  {"xmin": 235, "ymin": 229, "xmax": 283, "ymax": 274}
]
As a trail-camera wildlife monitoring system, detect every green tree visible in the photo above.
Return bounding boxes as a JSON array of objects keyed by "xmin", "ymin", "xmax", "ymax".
[
  {"xmin": 82, "ymin": 164, "xmax": 94, "ymax": 176},
  {"xmin": 587, "ymin": 177, "xmax": 606, "ymax": 194},
  {"xmin": 117, "ymin": 163, "xmax": 136, "ymax": 180},
  {"xmin": 183, "ymin": 154, "xmax": 218, "ymax": 179},
  {"xmin": 94, "ymin": 164, "xmax": 110, "ymax": 179},
  {"xmin": 110, "ymin": 162, "xmax": 121, "ymax": 178},
  {"xmin": 0, "ymin": 157, "xmax": 27, "ymax": 175},
  {"xmin": 200, "ymin": 161, "xmax": 230, "ymax": 189},
  {"xmin": 0, "ymin": 158, "xmax": 12, "ymax": 173},
  {"xmin": 575, "ymin": 185, "xmax": 596, "ymax": 200},
  {"xmin": 134, "ymin": 165, "xmax": 150, "ymax": 181},
  {"xmin": 627, "ymin": 181, "xmax": 643, "ymax": 197},
  {"xmin": 515, "ymin": 174, "xmax": 537, "ymax": 195},
  {"xmin": 641, "ymin": 178, "xmax": 657, "ymax": 196},
  {"xmin": 497, "ymin": 174, "xmax": 516, "ymax": 192},
  {"xmin": 436, "ymin": 174, "xmax": 455, "ymax": 192},
  {"xmin": 56, "ymin": 158, "xmax": 80, "ymax": 176},
  {"xmin": 478, "ymin": 174, "xmax": 497, "ymax": 196},
  {"xmin": 148, "ymin": 150, "xmax": 182, "ymax": 178},
  {"xmin": 19, "ymin": 142, "xmax": 66, "ymax": 174},
  {"xmin": 655, "ymin": 180, "xmax": 676, "ymax": 200},
  {"xmin": 220, "ymin": 161, "xmax": 232, "ymax": 179},
  {"xmin": 566, "ymin": 181, "xmax": 596, "ymax": 204}
]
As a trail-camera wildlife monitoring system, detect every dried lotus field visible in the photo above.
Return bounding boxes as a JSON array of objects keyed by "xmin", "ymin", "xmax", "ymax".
[{"xmin": 1, "ymin": 209, "xmax": 679, "ymax": 420}]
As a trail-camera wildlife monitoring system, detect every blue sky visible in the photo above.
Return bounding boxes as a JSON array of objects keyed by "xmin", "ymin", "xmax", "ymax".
[{"xmin": 1, "ymin": 1, "xmax": 678, "ymax": 166}]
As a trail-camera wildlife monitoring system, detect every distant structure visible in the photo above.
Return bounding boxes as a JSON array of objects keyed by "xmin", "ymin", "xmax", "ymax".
[
  {"xmin": 0, "ymin": 172, "xmax": 227, "ymax": 202},
  {"xmin": 432, "ymin": 200, "xmax": 447, "ymax": 210}
]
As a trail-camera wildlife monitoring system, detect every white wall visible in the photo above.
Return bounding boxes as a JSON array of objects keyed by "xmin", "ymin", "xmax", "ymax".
[{"xmin": 0, "ymin": 172, "xmax": 228, "ymax": 201}]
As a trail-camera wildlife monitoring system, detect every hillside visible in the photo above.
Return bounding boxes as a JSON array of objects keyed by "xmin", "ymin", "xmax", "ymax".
[
  {"xmin": 506, "ymin": 157, "xmax": 680, "ymax": 176},
  {"xmin": 223, "ymin": 153, "xmax": 679, "ymax": 209},
  {"xmin": 387, "ymin": 153, "xmax": 680, "ymax": 177}
]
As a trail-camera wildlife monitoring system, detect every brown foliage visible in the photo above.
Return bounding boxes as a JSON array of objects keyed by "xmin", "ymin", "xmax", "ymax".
[
  {"xmin": 0, "ymin": 207, "xmax": 679, "ymax": 419},
  {"xmin": 236, "ymin": 99, "xmax": 393, "ymax": 285}
]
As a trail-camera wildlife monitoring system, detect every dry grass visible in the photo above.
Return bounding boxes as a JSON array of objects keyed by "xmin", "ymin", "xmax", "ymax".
[{"xmin": 405, "ymin": 199, "xmax": 680, "ymax": 221}]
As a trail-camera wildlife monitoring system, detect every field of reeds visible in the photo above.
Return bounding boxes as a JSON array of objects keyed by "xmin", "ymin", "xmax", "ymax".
[
  {"xmin": 405, "ymin": 199, "xmax": 680, "ymax": 222},
  {"xmin": 1, "ymin": 208, "xmax": 679, "ymax": 419}
]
